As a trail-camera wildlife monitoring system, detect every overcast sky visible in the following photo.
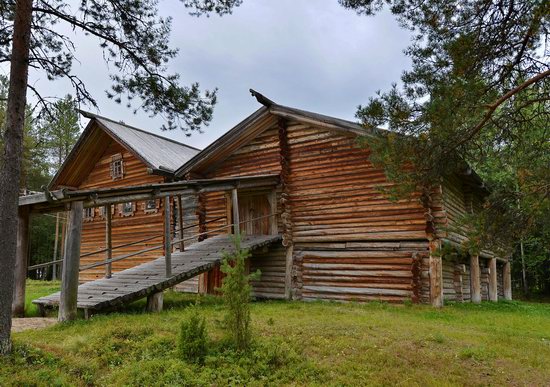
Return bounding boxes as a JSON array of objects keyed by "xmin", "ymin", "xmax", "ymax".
[{"xmin": 24, "ymin": 0, "xmax": 412, "ymax": 149}]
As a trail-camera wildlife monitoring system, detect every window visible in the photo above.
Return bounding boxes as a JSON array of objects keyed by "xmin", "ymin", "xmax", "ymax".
[
  {"xmin": 144, "ymin": 199, "xmax": 158, "ymax": 213},
  {"xmin": 83, "ymin": 207, "xmax": 94, "ymax": 220},
  {"xmin": 110, "ymin": 153, "xmax": 124, "ymax": 180},
  {"xmin": 121, "ymin": 202, "xmax": 134, "ymax": 217}
]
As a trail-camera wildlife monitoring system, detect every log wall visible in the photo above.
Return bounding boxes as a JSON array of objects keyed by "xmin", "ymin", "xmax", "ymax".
[
  {"xmin": 250, "ymin": 245, "xmax": 286, "ymax": 299},
  {"xmin": 286, "ymin": 123, "xmax": 430, "ymax": 303}
]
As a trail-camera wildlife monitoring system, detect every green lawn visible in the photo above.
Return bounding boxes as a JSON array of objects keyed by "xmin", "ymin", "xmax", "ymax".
[{"xmin": 2, "ymin": 281, "xmax": 550, "ymax": 386}]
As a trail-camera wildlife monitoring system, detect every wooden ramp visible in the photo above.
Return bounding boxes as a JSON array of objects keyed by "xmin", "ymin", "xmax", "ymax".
[{"xmin": 33, "ymin": 234, "xmax": 281, "ymax": 312}]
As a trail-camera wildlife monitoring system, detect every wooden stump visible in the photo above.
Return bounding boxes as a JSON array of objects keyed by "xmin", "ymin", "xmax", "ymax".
[{"xmin": 146, "ymin": 291, "xmax": 164, "ymax": 313}]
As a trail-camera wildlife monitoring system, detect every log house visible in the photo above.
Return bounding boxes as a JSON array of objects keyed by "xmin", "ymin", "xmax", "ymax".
[{"xmin": 18, "ymin": 91, "xmax": 512, "ymax": 310}]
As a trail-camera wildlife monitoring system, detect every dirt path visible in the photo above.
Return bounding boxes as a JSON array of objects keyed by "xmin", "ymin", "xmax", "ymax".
[{"xmin": 11, "ymin": 318, "xmax": 57, "ymax": 333}]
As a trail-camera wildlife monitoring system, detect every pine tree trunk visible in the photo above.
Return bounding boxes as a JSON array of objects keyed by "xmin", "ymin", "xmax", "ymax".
[{"xmin": 0, "ymin": 0, "xmax": 33, "ymax": 356}]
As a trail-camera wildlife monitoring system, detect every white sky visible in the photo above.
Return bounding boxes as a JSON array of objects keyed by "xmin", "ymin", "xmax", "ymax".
[{"xmin": 21, "ymin": 0, "xmax": 412, "ymax": 149}]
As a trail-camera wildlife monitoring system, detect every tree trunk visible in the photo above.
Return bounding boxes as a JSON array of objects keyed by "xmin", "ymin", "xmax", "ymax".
[{"xmin": 0, "ymin": 0, "xmax": 33, "ymax": 356}]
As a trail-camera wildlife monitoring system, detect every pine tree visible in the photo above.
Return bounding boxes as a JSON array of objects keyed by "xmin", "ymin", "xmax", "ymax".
[{"xmin": 0, "ymin": 0, "xmax": 242, "ymax": 355}]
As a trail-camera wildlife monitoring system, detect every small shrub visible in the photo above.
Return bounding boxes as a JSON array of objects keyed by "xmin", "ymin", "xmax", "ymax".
[
  {"xmin": 219, "ymin": 234, "xmax": 260, "ymax": 351},
  {"xmin": 178, "ymin": 312, "xmax": 208, "ymax": 364}
]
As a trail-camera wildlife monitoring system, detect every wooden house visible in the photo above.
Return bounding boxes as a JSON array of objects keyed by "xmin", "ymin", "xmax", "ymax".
[
  {"xmin": 174, "ymin": 91, "xmax": 511, "ymax": 305},
  {"xmin": 49, "ymin": 112, "xmax": 200, "ymax": 282},
  {"xmin": 33, "ymin": 91, "xmax": 510, "ymax": 310}
]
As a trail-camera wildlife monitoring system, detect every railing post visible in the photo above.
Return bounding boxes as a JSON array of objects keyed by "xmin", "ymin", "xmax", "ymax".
[
  {"xmin": 177, "ymin": 195, "xmax": 185, "ymax": 252},
  {"xmin": 59, "ymin": 201, "xmax": 83, "ymax": 322},
  {"xmin": 52, "ymin": 212, "xmax": 60, "ymax": 281},
  {"xmin": 231, "ymin": 188, "xmax": 239, "ymax": 236},
  {"xmin": 164, "ymin": 195, "xmax": 172, "ymax": 277},
  {"xmin": 105, "ymin": 204, "xmax": 112, "ymax": 278}
]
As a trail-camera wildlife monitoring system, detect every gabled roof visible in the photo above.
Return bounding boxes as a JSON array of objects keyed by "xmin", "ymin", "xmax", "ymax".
[
  {"xmin": 83, "ymin": 111, "xmax": 200, "ymax": 171},
  {"xmin": 175, "ymin": 90, "xmax": 381, "ymax": 177},
  {"xmin": 49, "ymin": 112, "xmax": 200, "ymax": 189}
]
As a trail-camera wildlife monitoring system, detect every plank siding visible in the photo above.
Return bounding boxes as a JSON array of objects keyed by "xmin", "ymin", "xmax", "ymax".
[{"xmin": 78, "ymin": 140, "xmax": 165, "ymax": 282}]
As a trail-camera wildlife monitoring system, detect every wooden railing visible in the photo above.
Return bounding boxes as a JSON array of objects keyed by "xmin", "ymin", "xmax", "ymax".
[
  {"xmin": 27, "ymin": 216, "xmax": 226, "ymax": 272},
  {"xmin": 28, "ymin": 213, "xmax": 278, "ymax": 277}
]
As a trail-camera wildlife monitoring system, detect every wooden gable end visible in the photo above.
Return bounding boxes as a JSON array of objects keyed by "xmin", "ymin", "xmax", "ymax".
[
  {"xmin": 78, "ymin": 138, "xmax": 162, "ymax": 190},
  {"xmin": 50, "ymin": 124, "xmax": 112, "ymax": 189}
]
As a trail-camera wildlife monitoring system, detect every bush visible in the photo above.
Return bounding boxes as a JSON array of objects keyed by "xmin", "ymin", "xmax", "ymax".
[
  {"xmin": 178, "ymin": 312, "xmax": 208, "ymax": 364},
  {"xmin": 219, "ymin": 234, "xmax": 260, "ymax": 351}
]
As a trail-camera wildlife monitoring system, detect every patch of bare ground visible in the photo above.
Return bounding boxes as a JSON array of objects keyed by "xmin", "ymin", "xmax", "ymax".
[{"xmin": 11, "ymin": 318, "xmax": 56, "ymax": 333}]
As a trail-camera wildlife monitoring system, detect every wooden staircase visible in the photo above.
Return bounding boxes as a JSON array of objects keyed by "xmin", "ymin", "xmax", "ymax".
[{"xmin": 33, "ymin": 234, "xmax": 281, "ymax": 313}]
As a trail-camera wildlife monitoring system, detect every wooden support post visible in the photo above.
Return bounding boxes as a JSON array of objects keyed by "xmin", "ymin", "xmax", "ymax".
[
  {"xmin": 105, "ymin": 204, "xmax": 112, "ymax": 278},
  {"xmin": 429, "ymin": 239, "xmax": 443, "ymax": 308},
  {"xmin": 503, "ymin": 260, "xmax": 512, "ymax": 300},
  {"xmin": 59, "ymin": 201, "xmax": 84, "ymax": 322},
  {"xmin": 12, "ymin": 206, "xmax": 30, "ymax": 317},
  {"xmin": 52, "ymin": 212, "xmax": 60, "ymax": 281},
  {"xmin": 231, "ymin": 188, "xmax": 240, "ymax": 236},
  {"xmin": 146, "ymin": 291, "xmax": 163, "ymax": 312},
  {"xmin": 489, "ymin": 257, "xmax": 498, "ymax": 302},
  {"xmin": 177, "ymin": 195, "xmax": 185, "ymax": 252},
  {"xmin": 164, "ymin": 196, "xmax": 172, "ymax": 278},
  {"xmin": 268, "ymin": 190, "xmax": 278, "ymax": 235},
  {"xmin": 470, "ymin": 254, "xmax": 481, "ymax": 304},
  {"xmin": 284, "ymin": 245, "xmax": 294, "ymax": 300}
]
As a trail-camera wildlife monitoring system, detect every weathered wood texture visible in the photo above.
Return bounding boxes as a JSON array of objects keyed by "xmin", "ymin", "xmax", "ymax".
[
  {"xmin": 12, "ymin": 206, "xmax": 30, "ymax": 317},
  {"xmin": 250, "ymin": 245, "xmax": 286, "ymax": 299},
  {"xmin": 75, "ymin": 140, "xmax": 166, "ymax": 281},
  {"xmin": 59, "ymin": 201, "xmax": 83, "ymax": 322},
  {"xmin": 34, "ymin": 234, "xmax": 281, "ymax": 311},
  {"xmin": 192, "ymin": 120, "xmax": 431, "ymax": 303},
  {"xmin": 470, "ymin": 254, "xmax": 481, "ymax": 303},
  {"xmin": 286, "ymin": 123, "xmax": 430, "ymax": 303}
]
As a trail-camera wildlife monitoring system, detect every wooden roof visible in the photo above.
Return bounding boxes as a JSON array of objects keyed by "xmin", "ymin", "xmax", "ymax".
[{"xmin": 49, "ymin": 112, "xmax": 200, "ymax": 189}]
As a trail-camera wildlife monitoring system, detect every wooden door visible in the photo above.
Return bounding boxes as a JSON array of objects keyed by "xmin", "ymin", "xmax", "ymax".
[{"xmin": 238, "ymin": 193, "xmax": 271, "ymax": 235}]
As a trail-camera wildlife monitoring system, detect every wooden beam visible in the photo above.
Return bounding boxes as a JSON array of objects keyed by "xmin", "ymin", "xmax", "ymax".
[
  {"xmin": 489, "ymin": 257, "xmax": 498, "ymax": 302},
  {"xmin": 177, "ymin": 195, "xmax": 185, "ymax": 252},
  {"xmin": 429, "ymin": 239, "xmax": 443, "ymax": 308},
  {"xmin": 470, "ymin": 254, "xmax": 481, "ymax": 304},
  {"xmin": 146, "ymin": 291, "xmax": 163, "ymax": 312},
  {"xmin": 52, "ymin": 212, "xmax": 60, "ymax": 281},
  {"xmin": 105, "ymin": 204, "xmax": 112, "ymax": 278},
  {"xmin": 231, "ymin": 188, "xmax": 240, "ymax": 236},
  {"xmin": 59, "ymin": 201, "xmax": 83, "ymax": 322},
  {"xmin": 164, "ymin": 196, "xmax": 172, "ymax": 277},
  {"xmin": 12, "ymin": 206, "xmax": 30, "ymax": 317},
  {"xmin": 503, "ymin": 260, "xmax": 512, "ymax": 300},
  {"xmin": 268, "ymin": 189, "xmax": 278, "ymax": 235},
  {"xmin": 284, "ymin": 245, "xmax": 294, "ymax": 300}
]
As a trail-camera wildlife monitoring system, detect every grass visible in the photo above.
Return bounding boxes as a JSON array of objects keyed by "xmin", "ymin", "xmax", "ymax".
[
  {"xmin": 24, "ymin": 280, "xmax": 61, "ymax": 317},
  {"xmin": 2, "ymin": 281, "xmax": 550, "ymax": 386}
]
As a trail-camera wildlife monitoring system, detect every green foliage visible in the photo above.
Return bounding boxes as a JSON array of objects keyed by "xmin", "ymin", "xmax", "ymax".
[
  {"xmin": 37, "ymin": 95, "xmax": 81, "ymax": 173},
  {"xmin": 342, "ymin": 0, "xmax": 550, "ymax": 293},
  {"xmin": 219, "ymin": 234, "xmax": 260, "ymax": 351},
  {"xmin": 4, "ymin": 281, "xmax": 550, "ymax": 385},
  {"xmin": 178, "ymin": 311, "xmax": 208, "ymax": 364}
]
